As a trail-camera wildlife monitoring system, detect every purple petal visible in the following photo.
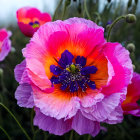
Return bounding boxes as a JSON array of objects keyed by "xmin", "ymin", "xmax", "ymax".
[
  {"xmin": 58, "ymin": 50, "xmax": 74, "ymax": 68},
  {"xmin": 86, "ymin": 80, "xmax": 96, "ymax": 89},
  {"xmin": 81, "ymin": 66, "xmax": 97, "ymax": 75},
  {"xmin": 14, "ymin": 60, "xmax": 30, "ymax": 84},
  {"xmin": 34, "ymin": 108, "xmax": 72, "ymax": 135},
  {"xmin": 14, "ymin": 60, "xmax": 26, "ymax": 82},
  {"xmin": 72, "ymin": 111, "xmax": 100, "ymax": 137},
  {"xmin": 75, "ymin": 56, "xmax": 86, "ymax": 66},
  {"xmin": 50, "ymin": 65, "xmax": 62, "ymax": 75},
  {"xmin": 69, "ymin": 81, "xmax": 78, "ymax": 92},
  {"xmin": 81, "ymin": 91, "xmax": 124, "ymax": 123},
  {"xmin": 15, "ymin": 83, "xmax": 34, "ymax": 108},
  {"xmin": 50, "ymin": 76, "xmax": 60, "ymax": 84}
]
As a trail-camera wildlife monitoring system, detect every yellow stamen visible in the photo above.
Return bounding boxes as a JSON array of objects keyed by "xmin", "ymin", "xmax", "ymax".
[{"xmin": 32, "ymin": 24, "xmax": 40, "ymax": 28}]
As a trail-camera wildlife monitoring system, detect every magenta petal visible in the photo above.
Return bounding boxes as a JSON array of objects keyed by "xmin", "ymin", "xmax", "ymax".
[
  {"xmin": 40, "ymin": 13, "xmax": 52, "ymax": 22},
  {"xmin": 15, "ymin": 83, "xmax": 34, "ymax": 108},
  {"xmin": 0, "ymin": 39, "xmax": 11, "ymax": 61},
  {"xmin": 124, "ymin": 108, "xmax": 140, "ymax": 117},
  {"xmin": 0, "ymin": 29, "xmax": 12, "ymax": 61},
  {"xmin": 122, "ymin": 72, "xmax": 140, "ymax": 116},
  {"xmin": 34, "ymin": 108, "xmax": 72, "ymax": 135},
  {"xmin": 72, "ymin": 111, "xmax": 100, "ymax": 137},
  {"xmin": 102, "ymin": 42, "xmax": 133, "ymax": 95}
]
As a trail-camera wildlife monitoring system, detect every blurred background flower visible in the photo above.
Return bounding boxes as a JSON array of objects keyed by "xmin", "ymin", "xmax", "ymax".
[
  {"xmin": 0, "ymin": 29, "xmax": 11, "ymax": 61},
  {"xmin": 16, "ymin": 7, "xmax": 51, "ymax": 37}
]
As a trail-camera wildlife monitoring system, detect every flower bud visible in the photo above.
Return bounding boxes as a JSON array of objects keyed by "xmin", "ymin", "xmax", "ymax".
[
  {"xmin": 126, "ymin": 14, "xmax": 136, "ymax": 23},
  {"xmin": 11, "ymin": 47, "xmax": 16, "ymax": 53},
  {"xmin": 126, "ymin": 43, "xmax": 135, "ymax": 53},
  {"xmin": 133, "ymin": 64, "xmax": 136, "ymax": 70}
]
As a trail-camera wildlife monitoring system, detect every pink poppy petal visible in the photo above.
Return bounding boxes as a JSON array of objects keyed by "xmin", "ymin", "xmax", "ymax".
[
  {"xmin": 81, "ymin": 89, "xmax": 126, "ymax": 123},
  {"xmin": 64, "ymin": 17, "xmax": 104, "ymax": 31},
  {"xmin": 32, "ymin": 87, "xmax": 80, "ymax": 120},
  {"xmin": 40, "ymin": 13, "xmax": 51, "ymax": 23},
  {"xmin": 0, "ymin": 29, "xmax": 8, "ymax": 41},
  {"xmin": 102, "ymin": 42, "xmax": 133, "ymax": 95}
]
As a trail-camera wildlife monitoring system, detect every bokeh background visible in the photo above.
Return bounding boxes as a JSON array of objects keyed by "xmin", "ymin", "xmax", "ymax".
[{"xmin": 0, "ymin": 0, "xmax": 140, "ymax": 140}]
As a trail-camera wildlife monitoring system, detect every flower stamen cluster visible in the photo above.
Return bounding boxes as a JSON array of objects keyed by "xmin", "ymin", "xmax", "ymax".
[{"xmin": 50, "ymin": 50, "xmax": 97, "ymax": 93}]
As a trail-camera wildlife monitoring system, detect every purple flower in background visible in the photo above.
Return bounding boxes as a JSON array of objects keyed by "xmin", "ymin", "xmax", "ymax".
[
  {"xmin": 106, "ymin": 20, "xmax": 112, "ymax": 25},
  {"xmin": 0, "ymin": 29, "xmax": 12, "ymax": 61}
]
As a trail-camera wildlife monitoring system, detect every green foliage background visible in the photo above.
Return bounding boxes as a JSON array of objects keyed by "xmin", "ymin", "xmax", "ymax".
[{"xmin": 0, "ymin": 0, "xmax": 140, "ymax": 140}]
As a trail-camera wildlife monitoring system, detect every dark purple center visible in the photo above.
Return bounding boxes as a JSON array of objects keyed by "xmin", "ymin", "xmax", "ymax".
[
  {"xmin": 29, "ymin": 21, "xmax": 40, "ymax": 26},
  {"xmin": 50, "ymin": 50, "xmax": 97, "ymax": 93}
]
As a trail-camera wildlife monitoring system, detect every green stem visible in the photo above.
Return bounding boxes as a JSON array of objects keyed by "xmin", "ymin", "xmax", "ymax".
[
  {"xmin": 87, "ymin": 135, "xmax": 91, "ymax": 140},
  {"xmin": 0, "ymin": 94, "xmax": 3, "ymax": 103},
  {"xmin": 84, "ymin": 0, "xmax": 91, "ymax": 20},
  {"xmin": 0, "ymin": 126, "xmax": 11, "ymax": 140},
  {"xmin": 82, "ymin": 9, "xmax": 85, "ymax": 18},
  {"xmin": 33, "ymin": 130, "xmax": 40, "ymax": 140},
  {"xmin": 69, "ymin": 130, "xmax": 73, "ymax": 140},
  {"xmin": 52, "ymin": 0, "xmax": 63, "ymax": 21},
  {"xmin": 0, "ymin": 103, "xmax": 31, "ymax": 140},
  {"xmin": 107, "ymin": 15, "xmax": 126, "ymax": 42},
  {"xmin": 43, "ymin": 132, "xmax": 47, "ymax": 140},
  {"xmin": 30, "ymin": 109, "xmax": 35, "ymax": 134},
  {"xmin": 62, "ymin": 0, "xmax": 67, "ymax": 20},
  {"xmin": 0, "ymin": 71, "xmax": 7, "ymax": 93},
  {"xmin": 94, "ymin": 12, "xmax": 101, "ymax": 24}
]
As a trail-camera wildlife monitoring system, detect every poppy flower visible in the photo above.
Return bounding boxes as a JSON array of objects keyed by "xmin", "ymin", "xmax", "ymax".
[
  {"xmin": 16, "ymin": 7, "xmax": 51, "ymax": 37},
  {"xmin": 122, "ymin": 72, "xmax": 140, "ymax": 116},
  {"xmin": 0, "ymin": 28, "xmax": 11, "ymax": 61},
  {"xmin": 14, "ymin": 17, "xmax": 133, "ymax": 136}
]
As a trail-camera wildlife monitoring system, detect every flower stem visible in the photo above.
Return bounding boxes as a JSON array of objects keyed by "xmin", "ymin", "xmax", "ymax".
[
  {"xmin": 43, "ymin": 132, "xmax": 47, "ymax": 140},
  {"xmin": 69, "ymin": 130, "xmax": 73, "ymax": 140},
  {"xmin": 0, "ymin": 126, "xmax": 11, "ymax": 140},
  {"xmin": 84, "ymin": 0, "xmax": 91, "ymax": 20},
  {"xmin": 62, "ymin": 0, "xmax": 68, "ymax": 20},
  {"xmin": 30, "ymin": 108, "xmax": 35, "ymax": 134},
  {"xmin": 0, "ymin": 103, "xmax": 31, "ymax": 140},
  {"xmin": 0, "ymin": 71, "xmax": 7, "ymax": 94},
  {"xmin": 52, "ymin": 0, "xmax": 63, "ymax": 21},
  {"xmin": 33, "ymin": 129, "xmax": 40, "ymax": 140},
  {"xmin": 87, "ymin": 135, "xmax": 91, "ymax": 140},
  {"xmin": 107, "ymin": 15, "xmax": 126, "ymax": 42}
]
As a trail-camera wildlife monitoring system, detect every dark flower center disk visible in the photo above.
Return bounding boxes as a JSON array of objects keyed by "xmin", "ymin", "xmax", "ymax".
[
  {"xmin": 50, "ymin": 50, "xmax": 97, "ymax": 93},
  {"xmin": 29, "ymin": 21, "xmax": 40, "ymax": 28}
]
